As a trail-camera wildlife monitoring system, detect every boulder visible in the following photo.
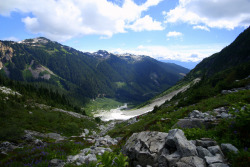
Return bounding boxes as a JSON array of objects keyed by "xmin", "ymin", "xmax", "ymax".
[
  {"xmin": 205, "ymin": 154, "xmax": 224, "ymax": 165},
  {"xmin": 196, "ymin": 139, "xmax": 217, "ymax": 148},
  {"xmin": 47, "ymin": 133, "xmax": 65, "ymax": 141},
  {"xmin": 196, "ymin": 146, "xmax": 213, "ymax": 159},
  {"xmin": 95, "ymin": 135, "xmax": 118, "ymax": 147},
  {"xmin": 207, "ymin": 146, "xmax": 224, "ymax": 157},
  {"xmin": 0, "ymin": 141, "xmax": 18, "ymax": 153},
  {"xmin": 221, "ymin": 113, "xmax": 231, "ymax": 119},
  {"xmin": 208, "ymin": 163, "xmax": 229, "ymax": 167},
  {"xmin": 166, "ymin": 129, "xmax": 197, "ymax": 157},
  {"xmin": 123, "ymin": 131, "xmax": 168, "ymax": 167},
  {"xmin": 189, "ymin": 110, "xmax": 202, "ymax": 118},
  {"xmin": 33, "ymin": 139, "xmax": 44, "ymax": 146},
  {"xmin": 158, "ymin": 150, "xmax": 181, "ymax": 167},
  {"xmin": 22, "ymin": 133, "xmax": 35, "ymax": 143},
  {"xmin": 221, "ymin": 143, "xmax": 238, "ymax": 154},
  {"xmin": 213, "ymin": 107, "xmax": 227, "ymax": 113},
  {"xmin": 176, "ymin": 156, "xmax": 206, "ymax": 167},
  {"xmin": 84, "ymin": 129, "xmax": 89, "ymax": 135}
]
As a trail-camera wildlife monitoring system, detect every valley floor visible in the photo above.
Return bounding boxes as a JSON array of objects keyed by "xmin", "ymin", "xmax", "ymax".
[{"xmin": 94, "ymin": 78, "xmax": 200, "ymax": 121}]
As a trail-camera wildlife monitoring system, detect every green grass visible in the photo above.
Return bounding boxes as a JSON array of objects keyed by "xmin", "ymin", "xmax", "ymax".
[
  {"xmin": 83, "ymin": 98, "xmax": 124, "ymax": 115},
  {"xmin": 0, "ymin": 141, "xmax": 88, "ymax": 167},
  {"xmin": 0, "ymin": 93, "xmax": 97, "ymax": 142}
]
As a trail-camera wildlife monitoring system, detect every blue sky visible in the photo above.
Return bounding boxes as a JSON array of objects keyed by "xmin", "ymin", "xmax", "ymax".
[{"xmin": 0, "ymin": 0, "xmax": 249, "ymax": 69}]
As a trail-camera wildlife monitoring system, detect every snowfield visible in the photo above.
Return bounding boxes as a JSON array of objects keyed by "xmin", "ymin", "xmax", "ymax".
[{"xmin": 94, "ymin": 78, "xmax": 200, "ymax": 121}]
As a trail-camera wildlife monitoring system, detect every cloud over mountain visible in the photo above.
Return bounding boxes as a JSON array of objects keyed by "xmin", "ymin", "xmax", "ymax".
[
  {"xmin": 163, "ymin": 0, "xmax": 250, "ymax": 30},
  {"xmin": 0, "ymin": 0, "xmax": 163, "ymax": 41}
]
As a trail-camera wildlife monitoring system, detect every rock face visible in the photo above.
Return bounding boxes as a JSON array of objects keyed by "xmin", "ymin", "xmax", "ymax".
[
  {"xmin": 67, "ymin": 146, "xmax": 111, "ymax": 165},
  {"xmin": 173, "ymin": 107, "xmax": 235, "ymax": 130},
  {"xmin": 221, "ymin": 143, "xmax": 239, "ymax": 154},
  {"xmin": 123, "ymin": 129, "xmax": 232, "ymax": 167},
  {"xmin": 123, "ymin": 131, "xmax": 168, "ymax": 167},
  {"xmin": 166, "ymin": 129, "xmax": 197, "ymax": 157}
]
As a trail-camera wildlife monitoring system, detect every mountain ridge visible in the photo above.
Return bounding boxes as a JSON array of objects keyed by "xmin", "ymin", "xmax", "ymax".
[{"xmin": 0, "ymin": 37, "xmax": 189, "ymax": 105}]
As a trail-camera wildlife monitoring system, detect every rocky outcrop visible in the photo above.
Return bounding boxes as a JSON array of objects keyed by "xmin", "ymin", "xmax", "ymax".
[
  {"xmin": 173, "ymin": 107, "xmax": 234, "ymax": 129},
  {"xmin": 95, "ymin": 135, "xmax": 118, "ymax": 147},
  {"xmin": 0, "ymin": 142, "xmax": 20, "ymax": 155},
  {"xmin": 0, "ymin": 86, "xmax": 22, "ymax": 96},
  {"xmin": 0, "ymin": 41, "xmax": 14, "ymax": 61},
  {"xmin": 123, "ymin": 131, "xmax": 168, "ymax": 167},
  {"xmin": 221, "ymin": 84, "xmax": 250, "ymax": 95},
  {"xmin": 221, "ymin": 144, "xmax": 239, "ymax": 154},
  {"xmin": 28, "ymin": 60, "xmax": 54, "ymax": 80},
  {"xmin": 123, "ymin": 129, "xmax": 235, "ymax": 167},
  {"xmin": 25, "ymin": 130, "xmax": 66, "ymax": 142},
  {"xmin": 67, "ymin": 146, "xmax": 112, "ymax": 165}
]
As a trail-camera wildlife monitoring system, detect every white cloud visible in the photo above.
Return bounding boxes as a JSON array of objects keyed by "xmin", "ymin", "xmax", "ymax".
[
  {"xmin": 111, "ymin": 43, "xmax": 226, "ymax": 62},
  {"xmin": 128, "ymin": 15, "xmax": 164, "ymax": 32},
  {"xmin": 164, "ymin": 0, "xmax": 250, "ymax": 30},
  {"xmin": 0, "ymin": 0, "xmax": 163, "ymax": 41},
  {"xmin": 193, "ymin": 25, "xmax": 210, "ymax": 31},
  {"xmin": 166, "ymin": 31, "xmax": 182, "ymax": 37}
]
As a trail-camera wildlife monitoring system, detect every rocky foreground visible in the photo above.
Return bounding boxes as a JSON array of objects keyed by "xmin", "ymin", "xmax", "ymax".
[{"xmin": 123, "ymin": 129, "xmax": 238, "ymax": 167}]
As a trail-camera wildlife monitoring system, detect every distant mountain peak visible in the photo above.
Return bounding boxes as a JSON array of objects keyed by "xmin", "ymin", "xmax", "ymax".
[
  {"xmin": 19, "ymin": 37, "xmax": 51, "ymax": 45},
  {"xmin": 116, "ymin": 53, "xmax": 146, "ymax": 62},
  {"xmin": 94, "ymin": 50, "xmax": 110, "ymax": 57}
]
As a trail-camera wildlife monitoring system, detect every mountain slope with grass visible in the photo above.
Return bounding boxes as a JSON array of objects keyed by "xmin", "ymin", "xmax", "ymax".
[
  {"xmin": 107, "ymin": 27, "xmax": 250, "ymax": 166},
  {"xmin": 0, "ymin": 27, "xmax": 249, "ymax": 167},
  {"xmin": 0, "ymin": 38, "xmax": 189, "ymax": 105}
]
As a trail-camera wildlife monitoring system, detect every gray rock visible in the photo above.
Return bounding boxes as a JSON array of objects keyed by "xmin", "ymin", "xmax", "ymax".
[
  {"xmin": 49, "ymin": 159, "xmax": 65, "ymax": 167},
  {"xmin": 196, "ymin": 146, "xmax": 213, "ymax": 159},
  {"xmin": 84, "ymin": 129, "xmax": 89, "ymax": 135},
  {"xmin": 208, "ymin": 163, "xmax": 229, "ymax": 167},
  {"xmin": 95, "ymin": 135, "xmax": 118, "ymax": 147},
  {"xmin": 166, "ymin": 129, "xmax": 197, "ymax": 157},
  {"xmin": 80, "ymin": 132, "xmax": 86, "ymax": 137},
  {"xmin": 221, "ymin": 112, "xmax": 231, "ymax": 119},
  {"xmin": 160, "ymin": 151, "xmax": 181, "ymax": 167},
  {"xmin": 205, "ymin": 154, "xmax": 224, "ymax": 165},
  {"xmin": 33, "ymin": 139, "xmax": 43, "ymax": 146},
  {"xmin": 190, "ymin": 140, "xmax": 196, "ymax": 146},
  {"xmin": 207, "ymin": 146, "xmax": 224, "ymax": 156},
  {"xmin": 213, "ymin": 107, "xmax": 227, "ymax": 113},
  {"xmin": 0, "ymin": 141, "xmax": 17, "ymax": 153},
  {"xmin": 176, "ymin": 156, "xmax": 206, "ymax": 167},
  {"xmin": 189, "ymin": 110, "xmax": 201, "ymax": 118},
  {"xmin": 123, "ymin": 131, "xmax": 168, "ymax": 166},
  {"xmin": 85, "ymin": 154, "xmax": 97, "ymax": 164},
  {"xmin": 46, "ymin": 133, "xmax": 66, "ymax": 142},
  {"xmin": 196, "ymin": 139, "xmax": 217, "ymax": 148},
  {"xmin": 221, "ymin": 143, "xmax": 238, "ymax": 154},
  {"xmin": 22, "ymin": 133, "xmax": 35, "ymax": 142}
]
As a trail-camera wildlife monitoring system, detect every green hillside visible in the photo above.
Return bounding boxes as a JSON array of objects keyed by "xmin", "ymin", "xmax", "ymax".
[{"xmin": 0, "ymin": 38, "xmax": 189, "ymax": 106}]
